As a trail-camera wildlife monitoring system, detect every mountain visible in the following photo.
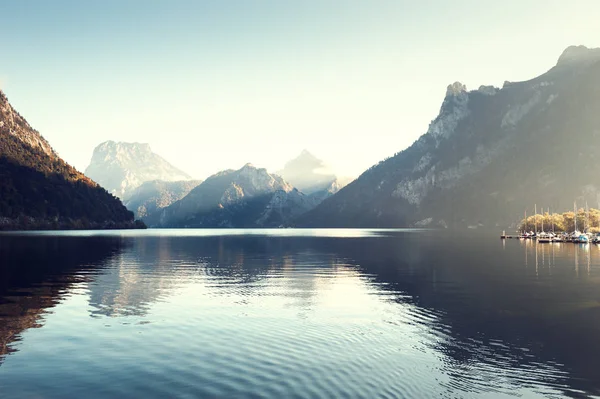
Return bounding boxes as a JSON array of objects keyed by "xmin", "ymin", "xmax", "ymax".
[
  {"xmin": 0, "ymin": 90, "xmax": 141, "ymax": 230},
  {"xmin": 299, "ymin": 45, "xmax": 600, "ymax": 229},
  {"xmin": 85, "ymin": 141, "xmax": 192, "ymax": 199},
  {"xmin": 124, "ymin": 179, "xmax": 202, "ymax": 219},
  {"xmin": 279, "ymin": 149, "xmax": 352, "ymax": 201},
  {"xmin": 279, "ymin": 149, "xmax": 337, "ymax": 193},
  {"xmin": 145, "ymin": 163, "xmax": 317, "ymax": 227},
  {"xmin": 308, "ymin": 179, "xmax": 346, "ymax": 204}
]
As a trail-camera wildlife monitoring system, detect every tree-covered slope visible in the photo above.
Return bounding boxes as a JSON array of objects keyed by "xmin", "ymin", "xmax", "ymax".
[{"xmin": 0, "ymin": 90, "xmax": 141, "ymax": 230}]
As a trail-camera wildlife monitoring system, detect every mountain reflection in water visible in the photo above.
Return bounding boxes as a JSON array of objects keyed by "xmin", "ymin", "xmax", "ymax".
[
  {"xmin": 1, "ymin": 230, "xmax": 599, "ymax": 398},
  {"xmin": 0, "ymin": 235, "xmax": 125, "ymax": 361}
]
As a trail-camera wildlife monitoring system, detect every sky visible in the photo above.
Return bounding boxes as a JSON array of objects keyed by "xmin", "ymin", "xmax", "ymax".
[{"xmin": 1, "ymin": 1, "xmax": 599, "ymax": 180}]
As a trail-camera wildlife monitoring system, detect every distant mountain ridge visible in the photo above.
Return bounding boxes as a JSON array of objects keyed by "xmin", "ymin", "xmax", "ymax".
[
  {"xmin": 144, "ymin": 163, "xmax": 317, "ymax": 227},
  {"xmin": 85, "ymin": 141, "xmax": 192, "ymax": 199},
  {"xmin": 124, "ymin": 179, "xmax": 202, "ymax": 219},
  {"xmin": 299, "ymin": 45, "xmax": 600, "ymax": 229},
  {"xmin": 0, "ymin": 90, "xmax": 140, "ymax": 230}
]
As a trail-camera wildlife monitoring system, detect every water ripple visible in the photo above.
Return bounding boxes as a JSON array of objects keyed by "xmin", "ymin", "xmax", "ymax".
[{"xmin": 2, "ymin": 231, "xmax": 600, "ymax": 398}]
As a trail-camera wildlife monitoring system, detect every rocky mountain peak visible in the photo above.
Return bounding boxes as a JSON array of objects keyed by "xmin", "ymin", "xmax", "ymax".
[
  {"xmin": 426, "ymin": 82, "xmax": 470, "ymax": 143},
  {"xmin": 297, "ymin": 149, "xmax": 320, "ymax": 162},
  {"xmin": 235, "ymin": 163, "xmax": 292, "ymax": 193},
  {"xmin": 240, "ymin": 162, "xmax": 257, "ymax": 170},
  {"xmin": 557, "ymin": 45, "xmax": 600, "ymax": 67},
  {"xmin": 85, "ymin": 140, "xmax": 192, "ymax": 199},
  {"xmin": 283, "ymin": 149, "xmax": 326, "ymax": 172},
  {"xmin": 446, "ymin": 82, "xmax": 467, "ymax": 97},
  {"xmin": 94, "ymin": 141, "xmax": 153, "ymax": 157}
]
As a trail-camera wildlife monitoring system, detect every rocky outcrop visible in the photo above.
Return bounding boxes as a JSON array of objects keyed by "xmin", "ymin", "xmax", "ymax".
[
  {"xmin": 255, "ymin": 188, "xmax": 318, "ymax": 227},
  {"xmin": 85, "ymin": 141, "xmax": 191, "ymax": 199}
]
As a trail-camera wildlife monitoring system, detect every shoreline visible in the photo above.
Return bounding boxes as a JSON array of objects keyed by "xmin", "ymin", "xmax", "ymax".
[{"xmin": 0, "ymin": 217, "xmax": 146, "ymax": 231}]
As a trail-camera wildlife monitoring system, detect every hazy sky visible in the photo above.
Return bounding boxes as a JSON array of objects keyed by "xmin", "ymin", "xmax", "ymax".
[{"xmin": 1, "ymin": 1, "xmax": 599, "ymax": 179}]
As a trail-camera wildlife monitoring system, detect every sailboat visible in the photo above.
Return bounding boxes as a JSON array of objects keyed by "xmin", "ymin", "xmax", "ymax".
[
  {"xmin": 577, "ymin": 233, "xmax": 590, "ymax": 244},
  {"xmin": 534, "ymin": 204, "xmax": 538, "ymax": 239},
  {"xmin": 579, "ymin": 202, "xmax": 591, "ymax": 243},
  {"xmin": 539, "ymin": 207, "xmax": 551, "ymax": 243},
  {"xmin": 572, "ymin": 201, "xmax": 584, "ymax": 243},
  {"xmin": 585, "ymin": 202, "xmax": 591, "ymax": 238},
  {"xmin": 549, "ymin": 207, "xmax": 563, "ymax": 242}
]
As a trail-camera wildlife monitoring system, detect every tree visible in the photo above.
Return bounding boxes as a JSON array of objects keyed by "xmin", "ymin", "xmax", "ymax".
[{"xmin": 518, "ymin": 208, "xmax": 600, "ymax": 233}]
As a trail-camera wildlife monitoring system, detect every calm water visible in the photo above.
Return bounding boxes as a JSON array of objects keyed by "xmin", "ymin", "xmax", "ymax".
[{"xmin": 1, "ymin": 229, "xmax": 600, "ymax": 398}]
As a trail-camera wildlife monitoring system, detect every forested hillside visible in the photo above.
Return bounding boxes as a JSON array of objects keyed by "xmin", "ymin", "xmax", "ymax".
[{"xmin": 0, "ymin": 90, "xmax": 143, "ymax": 230}]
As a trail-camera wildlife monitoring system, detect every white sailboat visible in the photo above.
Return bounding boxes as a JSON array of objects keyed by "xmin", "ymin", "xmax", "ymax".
[
  {"xmin": 572, "ymin": 201, "xmax": 583, "ymax": 243},
  {"xmin": 534, "ymin": 204, "xmax": 538, "ymax": 239},
  {"xmin": 539, "ymin": 206, "xmax": 551, "ymax": 243}
]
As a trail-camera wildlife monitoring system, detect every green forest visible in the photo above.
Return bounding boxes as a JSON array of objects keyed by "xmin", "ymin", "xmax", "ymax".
[{"xmin": 518, "ymin": 208, "xmax": 600, "ymax": 233}]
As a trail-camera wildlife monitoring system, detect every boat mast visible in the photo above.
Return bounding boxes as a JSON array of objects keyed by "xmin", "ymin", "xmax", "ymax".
[
  {"xmin": 574, "ymin": 201, "xmax": 577, "ymax": 233},
  {"xmin": 535, "ymin": 204, "xmax": 537, "ymax": 234},
  {"xmin": 541, "ymin": 206, "xmax": 544, "ymax": 233},
  {"xmin": 586, "ymin": 201, "xmax": 589, "ymax": 233}
]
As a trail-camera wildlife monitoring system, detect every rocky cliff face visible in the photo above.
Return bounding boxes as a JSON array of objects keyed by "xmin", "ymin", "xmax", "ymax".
[
  {"xmin": 0, "ymin": 90, "xmax": 139, "ymax": 230},
  {"xmin": 85, "ymin": 141, "xmax": 192, "ymax": 199},
  {"xmin": 124, "ymin": 179, "xmax": 203, "ymax": 219},
  {"xmin": 299, "ymin": 45, "xmax": 600, "ymax": 229},
  {"xmin": 0, "ymin": 93, "xmax": 55, "ymax": 158},
  {"xmin": 255, "ymin": 188, "xmax": 318, "ymax": 227},
  {"xmin": 145, "ymin": 163, "xmax": 313, "ymax": 227}
]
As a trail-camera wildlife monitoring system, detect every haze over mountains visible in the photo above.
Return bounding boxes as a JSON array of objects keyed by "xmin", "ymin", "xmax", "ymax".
[
  {"xmin": 84, "ymin": 145, "xmax": 350, "ymax": 227},
  {"xmin": 2, "ymin": 45, "xmax": 599, "ymax": 230},
  {"xmin": 279, "ymin": 150, "xmax": 353, "ymax": 203},
  {"xmin": 144, "ymin": 163, "xmax": 316, "ymax": 228},
  {"xmin": 280, "ymin": 150, "xmax": 337, "ymax": 193},
  {"xmin": 124, "ymin": 180, "xmax": 203, "ymax": 219},
  {"xmin": 300, "ymin": 45, "xmax": 600, "ymax": 228}
]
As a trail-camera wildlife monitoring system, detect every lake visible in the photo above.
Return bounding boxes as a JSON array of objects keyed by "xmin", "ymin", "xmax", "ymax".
[{"xmin": 1, "ymin": 229, "xmax": 599, "ymax": 398}]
